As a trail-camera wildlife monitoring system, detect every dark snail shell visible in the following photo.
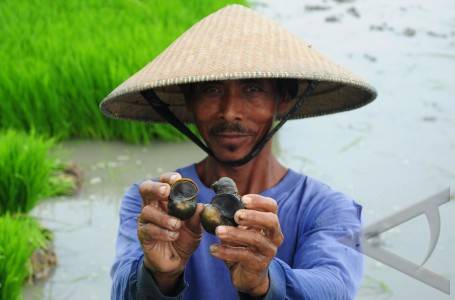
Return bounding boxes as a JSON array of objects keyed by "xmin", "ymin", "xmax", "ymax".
[
  {"xmin": 168, "ymin": 178, "xmax": 198, "ymax": 220},
  {"xmin": 211, "ymin": 177, "xmax": 239, "ymax": 196},
  {"xmin": 201, "ymin": 177, "xmax": 244, "ymax": 234}
]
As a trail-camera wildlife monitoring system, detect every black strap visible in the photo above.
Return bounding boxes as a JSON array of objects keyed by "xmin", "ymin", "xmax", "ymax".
[
  {"xmin": 141, "ymin": 81, "xmax": 317, "ymax": 166},
  {"xmin": 140, "ymin": 89, "xmax": 214, "ymax": 157}
]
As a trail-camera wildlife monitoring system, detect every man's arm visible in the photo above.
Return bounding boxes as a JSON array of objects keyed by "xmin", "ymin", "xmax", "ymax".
[
  {"xmin": 110, "ymin": 183, "xmax": 188, "ymax": 300},
  {"xmin": 110, "ymin": 183, "xmax": 144, "ymax": 299},
  {"xmin": 262, "ymin": 195, "xmax": 364, "ymax": 300},
  {"xmin": 211, "ymin": 190, "xmax": 363, "ymax": 300}
]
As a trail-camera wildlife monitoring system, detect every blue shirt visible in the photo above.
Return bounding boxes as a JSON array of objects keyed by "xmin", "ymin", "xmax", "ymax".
[{"xmin": 111, "ymin": 164, "xmax": 363, "ymax": 299}]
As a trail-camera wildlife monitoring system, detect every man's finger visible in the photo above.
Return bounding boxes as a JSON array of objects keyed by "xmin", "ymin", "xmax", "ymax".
[
  {"xmin": 139, "ymin": 180, "xmax": 170, "ymax": 208},
  {"xmin": 220, "ymin": 239, "xmax": 247, "ymax": 248},
  {"xmin": 139, "ymin": 205, "xmax": 182, "ymax": 231},
  {"xmin": 215, "ymin": 226, "xmax": 277, "ymax": 258},
  {"xmin": 241, "ymin": 194, "xmax": 278, "ymax": 213},
  {"xmin": 234, "ymin": 210, "xmax": 283, "ymax": 246},
  {"xmin": 138, "ymin": 222, "xmax": 180, "ymax": 242},
  {"xmin": 209, "ymin": 244, "xmax": 268, "ymax": 272},
  {"xmin": 184, "ymin": 203, "xmax": 204, "ymax": 235},
  {"xmin": 159, "ymin": 172, "xmax": 182, "ymax": 185}
]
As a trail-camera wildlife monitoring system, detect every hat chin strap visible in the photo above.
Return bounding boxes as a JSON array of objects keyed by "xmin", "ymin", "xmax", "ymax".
[{"xmin": 141, "ymin": 81, "xmax": 317, "ymax": 167}]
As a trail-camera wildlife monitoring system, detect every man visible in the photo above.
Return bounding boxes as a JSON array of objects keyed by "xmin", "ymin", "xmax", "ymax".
[{"xmin": 101, "ymin": 4, "xmax": 376, "ymax": 300}]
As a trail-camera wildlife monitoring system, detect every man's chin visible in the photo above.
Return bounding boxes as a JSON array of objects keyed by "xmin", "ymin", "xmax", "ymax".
[
  {"xmin": 206, "ymin": 137, "xmax": 256, "ymax": 163},
  {"xmin": 210, "ymin": 148, "xmax": 251, "ymax": 164}
]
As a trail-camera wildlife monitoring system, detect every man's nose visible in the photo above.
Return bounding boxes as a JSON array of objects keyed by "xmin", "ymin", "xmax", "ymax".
[{"xmin": 219, "ymin": 89, "xmax": 244, "ymax": 121}]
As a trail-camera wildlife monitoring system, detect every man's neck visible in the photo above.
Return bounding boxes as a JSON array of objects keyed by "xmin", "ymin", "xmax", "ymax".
[{"xmin": 195, "ymin": 143, "xmax": 287, "ymax": 195}]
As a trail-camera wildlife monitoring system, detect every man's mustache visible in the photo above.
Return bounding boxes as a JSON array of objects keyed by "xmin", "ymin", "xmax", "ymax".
[{"xmin": 209, "ymin": 122, "xmax": 253, "ymax": 136}]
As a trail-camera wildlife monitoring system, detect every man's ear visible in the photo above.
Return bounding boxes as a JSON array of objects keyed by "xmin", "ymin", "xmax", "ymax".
[
  {"xmin": 180, "ymin": 84, "xmax": 193, "ymax": 112},
  {"xmin": 184, "ymin": 96, "xmax": 193, "ymax": 112}
]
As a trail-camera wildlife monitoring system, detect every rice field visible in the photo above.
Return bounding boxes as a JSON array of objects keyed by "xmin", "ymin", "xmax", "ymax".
[
  {"xmin": 0, "ymin": 2, "xmax": 248, "ymax": 299},
  {"xmin": 0, "ymin": 127, "xmax": 72, "ymax": 300},
  {"xmin": 0, "ymin": 0, "xmax": 246, "ymax": 143},
  {"xmin": 0, "ymin": 130, "xmax": 73, "ymax": 215},
  {"xmin": 0, "ymin": 214, "xmax": 47, "ymax": 300},
  {"xmin": 0, "ymin": 130, "xmax": 77, "ymax": 300}
]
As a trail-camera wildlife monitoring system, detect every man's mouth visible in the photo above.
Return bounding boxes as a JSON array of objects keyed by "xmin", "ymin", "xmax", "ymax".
[
  {"xmin": 214, "ymin": 132, "xmax": 251, "ymax": 138},
  {"xmin": 212, "ymin": 132, "xmax": 252, "ymax": 146},
  {"xmin": 208, "ymin": 122, "xmax": 255, "ymax": 150}
]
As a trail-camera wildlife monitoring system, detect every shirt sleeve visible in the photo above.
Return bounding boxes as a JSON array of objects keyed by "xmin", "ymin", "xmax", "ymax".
[
  {"xmin": 110, "ymin": 183, "xmax": 187, "ymax": 300},
  {"xmin": 262, "ymin": 193, "xmax": 364, "ymax": 300},
  {"xmin": 136, "ymin": 260, "xmax": 187, "ymax": 300}
]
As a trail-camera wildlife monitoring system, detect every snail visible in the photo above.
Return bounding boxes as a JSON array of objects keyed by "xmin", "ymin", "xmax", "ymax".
[
  {"xmin": 201, "ymin": 177, "xmax": 244, "ymax": 234},
  {"xmin": 168, "ymin": 178, "xmax": 198, "ymax": 220}
]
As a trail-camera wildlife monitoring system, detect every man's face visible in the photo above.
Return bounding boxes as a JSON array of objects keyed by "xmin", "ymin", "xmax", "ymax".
[{"xmin": 186, "ymin": 79, "xmax": 286, "ymax": 162}]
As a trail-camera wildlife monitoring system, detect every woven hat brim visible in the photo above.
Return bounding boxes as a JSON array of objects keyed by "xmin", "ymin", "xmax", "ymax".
[{"xmin": 100, "ymin": 74, "xmax": 376, "ymax": 123}]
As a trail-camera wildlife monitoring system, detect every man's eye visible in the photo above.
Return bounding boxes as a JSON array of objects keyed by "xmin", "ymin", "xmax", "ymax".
[
  {"xmin": 201, "ymin": 85, "xmax": 221, "ymax": 94},
  {"xmin": 244, "ymin": 84, "xmax": 265, "ymax": 93}
]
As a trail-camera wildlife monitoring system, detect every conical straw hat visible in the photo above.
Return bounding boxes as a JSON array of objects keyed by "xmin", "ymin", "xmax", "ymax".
[{"xmin": 100, "ymin": 4, "xmax": 377, "ymax": 123}]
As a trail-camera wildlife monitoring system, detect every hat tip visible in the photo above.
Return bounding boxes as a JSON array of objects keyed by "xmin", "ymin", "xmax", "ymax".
[{"xmin": 221, "ymin": 3, "xmax": 250, "ymax": 11}]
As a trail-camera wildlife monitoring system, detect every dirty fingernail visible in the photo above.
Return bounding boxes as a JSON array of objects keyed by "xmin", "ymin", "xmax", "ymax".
[
  {"xmin": 168, "ymin": 218, "xmax": 180, "ymax": 229},
  {"xmin": 216, "ymin": 226, "xmax": 227, "ymax": 235},
  {"xmin": 168, "ymin": 231, "xmax": 178, "ymax": 239},
  {"xmin": 210, "ymin": 244, "xmax": 219, "ymax": 253},
  {"xmin": 242, "ymin": 196, "xmax": 251, "ymax": 205},
  {"xmin": 235, "ymin": 210, "xmax": 245, "ymax": 222},
  {"xmin": 159, "ymin": 185, "xmax": 167, "ymax": 196}
]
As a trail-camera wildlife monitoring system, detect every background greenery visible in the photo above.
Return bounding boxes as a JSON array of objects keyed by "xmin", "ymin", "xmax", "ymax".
[
  {"xmin": 0, "ymin": 0, "xmax": 247, "ymax": 144},
  {"xmin": 0, "ymin": 214, "xmax": 47, "ymax": 300},
  {"xmin": 0, "ymin": 130, "xmax": 74, "ymax": 215},
  {"xmin": 0, "ymin": 2, "xmax": 248, "ymax": 299}
]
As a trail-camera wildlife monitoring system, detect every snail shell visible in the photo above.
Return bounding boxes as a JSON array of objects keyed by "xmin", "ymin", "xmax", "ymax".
[
  {"xmin": 168, "ymin": 178, "xmax": 198, "ymax": 220},
  {"xmin": 201, "ymin": 177, "xmax": 244, "ymax": 234},
  {"xmin": 211, "ymin": 177, "xmax": 239, "ymax": 196}
]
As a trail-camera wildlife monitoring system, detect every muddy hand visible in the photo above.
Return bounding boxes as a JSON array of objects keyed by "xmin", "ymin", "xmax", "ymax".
[
  {"xmin": 210, "ymin": 194, "xmax": 284, "ymax": 297},
  {"xmin": 138, "ymin": 172, "xmax": 203, "ymax": 293}
]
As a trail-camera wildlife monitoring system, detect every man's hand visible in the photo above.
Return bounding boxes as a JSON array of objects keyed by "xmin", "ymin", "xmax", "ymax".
[
  {"xmin": 210, "ymin": 194, "xmax": 284, "ymax": 297},
  {"xmin": 138, "ymin": 172, "xmax": 203, "ymax": 294}
]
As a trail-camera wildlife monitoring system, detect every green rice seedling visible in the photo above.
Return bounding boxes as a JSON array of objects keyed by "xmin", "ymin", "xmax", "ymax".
[
  {"xmin": 0, "ymin": 130, "xmax": 69, "ymax": 214},
  {"xmin": 0, "ymin": 0, "xmax": 247, "ymax": 143},
  {"xmin": 0, "ymin": 214, "xmax": 47, "ymax": 300}
]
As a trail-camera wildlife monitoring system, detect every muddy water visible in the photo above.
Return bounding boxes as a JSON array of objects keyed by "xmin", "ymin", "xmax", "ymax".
[
  {"xmin": 25, "ymin": 0, "xmax": 454, "ymax": 299},
  {"xmin": 24, "ymin": 141, "xmax": 206, "ymax": 300},
  {"xmin": 258, "ymin": 0, "xmax": 455, "ymax": 298}
]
